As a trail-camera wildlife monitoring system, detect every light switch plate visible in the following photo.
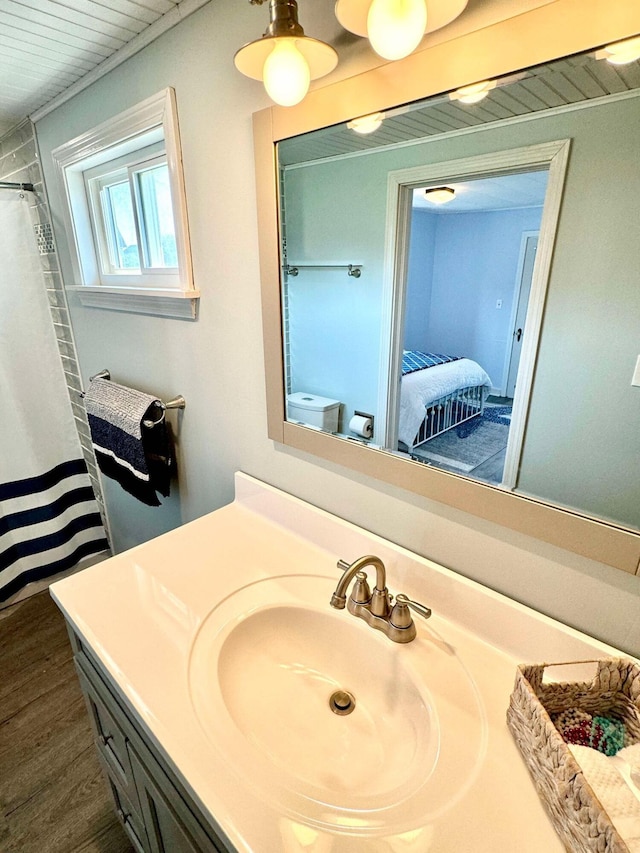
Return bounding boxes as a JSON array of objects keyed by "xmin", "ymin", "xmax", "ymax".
[{"xmin": 632, "ymin": 354, "xmax": 640, "ymax": 387}]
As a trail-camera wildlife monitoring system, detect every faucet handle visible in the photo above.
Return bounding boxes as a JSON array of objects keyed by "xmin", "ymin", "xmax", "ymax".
[
  {"xmin": 350, "ymin": 571, "xmax": 372, "ymax": 604},
  {"xmin": 390, "ymin": 593, "xmax": 432, "ymax": 629}
]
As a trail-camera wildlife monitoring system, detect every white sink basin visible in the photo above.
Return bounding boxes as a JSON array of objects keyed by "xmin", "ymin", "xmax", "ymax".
[
  {"xmin": 218, "ymin": 603, "xmax": 433, "ymax": 798},
  {"xmin": 188, "ymin": 574, "xmax": 486, "ymax": 833}
]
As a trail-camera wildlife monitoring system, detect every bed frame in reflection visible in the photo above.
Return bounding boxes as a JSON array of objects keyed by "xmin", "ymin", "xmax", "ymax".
[{"xmin": 412, "ymin": 386, "xmax": 485, "ymax": 448}]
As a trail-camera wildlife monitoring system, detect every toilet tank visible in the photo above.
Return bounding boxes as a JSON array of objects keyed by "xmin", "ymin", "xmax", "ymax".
[{"xmin": 287, "ymin": 392, "xmax": 341, "ymax": 433}]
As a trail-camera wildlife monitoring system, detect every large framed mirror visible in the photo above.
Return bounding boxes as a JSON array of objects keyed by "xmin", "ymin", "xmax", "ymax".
[{"xmin": 254, "ymin": 0, "xmax": 640, "ymax": 573}]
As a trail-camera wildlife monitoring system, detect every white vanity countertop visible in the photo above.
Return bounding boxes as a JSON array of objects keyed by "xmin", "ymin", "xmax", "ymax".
[{"xmin": 51, "ymin": 472, "xmax": 631, "ymax": 852}]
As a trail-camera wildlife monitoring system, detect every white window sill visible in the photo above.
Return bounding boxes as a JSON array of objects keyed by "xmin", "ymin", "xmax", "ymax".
[{"xmin": 66, "ymin": 285, "xmax": 200, "ymax": 320}]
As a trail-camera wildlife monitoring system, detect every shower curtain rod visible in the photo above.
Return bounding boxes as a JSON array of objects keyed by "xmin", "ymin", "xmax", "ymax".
[{"xmin": 0, "ymin": 181, "xmax": 35, "ymax": 192}]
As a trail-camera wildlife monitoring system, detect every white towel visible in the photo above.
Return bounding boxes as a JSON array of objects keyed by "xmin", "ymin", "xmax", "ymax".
[
  {"xmin": 614, "ymin": 744, "xmax": 640, "ymax": 803},
  {"xmin": 569, "ymin": 744, "xmax": 640, "ymax": 850}
]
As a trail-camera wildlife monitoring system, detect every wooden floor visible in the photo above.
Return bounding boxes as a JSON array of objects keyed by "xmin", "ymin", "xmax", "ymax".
[{"xmin": 0, "ymin": 591, "xmax": 133, "ymax": 853}]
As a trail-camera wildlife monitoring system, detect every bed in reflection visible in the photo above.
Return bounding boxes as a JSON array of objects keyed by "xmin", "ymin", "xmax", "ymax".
[{"xmin": 398, "ymin": 351, "xmax": 493, "ymax": 450}]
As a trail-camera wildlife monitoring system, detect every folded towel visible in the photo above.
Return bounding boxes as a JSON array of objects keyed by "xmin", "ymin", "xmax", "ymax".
[
  {"xmin": 618, "ymin": 744, "xmax": 640, "ymax": 776},
  {"xmin": 85, "ymin": 378, "xmax": 173, "ymax": 507},
  {"xmin": 614, "ymin": 744, "xmax": 640, "ymax": 800},
  {"xmin": 569, "ymin": 743, "xmax": 640, "ymax": 850}
]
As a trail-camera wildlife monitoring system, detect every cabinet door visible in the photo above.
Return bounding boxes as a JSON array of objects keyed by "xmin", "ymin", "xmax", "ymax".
[
  {"xmin": 75, "ymin": 659, "xmax": 142, "ymax": 814},
  {"xmin": 129, "ymin": 748, "xmax": 222, "ymax": 853},
  {"xmin": 99, "ymin": 757, "xmax": 150, "ymax": 853}
]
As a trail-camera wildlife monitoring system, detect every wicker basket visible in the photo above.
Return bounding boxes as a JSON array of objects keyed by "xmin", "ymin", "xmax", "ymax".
[{"xmin": 507, "ymin": 658, "xmax": 640, "ymax": 853}]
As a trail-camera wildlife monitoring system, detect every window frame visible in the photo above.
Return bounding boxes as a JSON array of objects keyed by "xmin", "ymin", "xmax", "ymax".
[
  {"xmin": 51, "ymin": 89, "xmax": 198, "ymax": 319},
  {"xmin": 83, "ymin": 143, "xmax": 180, "ymax": 285}
]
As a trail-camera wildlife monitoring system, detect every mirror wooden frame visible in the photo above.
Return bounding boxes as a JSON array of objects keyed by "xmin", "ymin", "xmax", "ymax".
[{"xmin": 253, "ymin": 0, "xmax": 640, "ymax": 574}]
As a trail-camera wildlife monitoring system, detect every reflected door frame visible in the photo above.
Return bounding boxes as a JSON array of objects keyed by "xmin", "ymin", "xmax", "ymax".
[
  {"xmin": 381, "ymin": 141, "xmax": 571, "ymax": 493},
  {"xmin": 505, "ymin": 231, "xmax": 539, "ymax": 399}
]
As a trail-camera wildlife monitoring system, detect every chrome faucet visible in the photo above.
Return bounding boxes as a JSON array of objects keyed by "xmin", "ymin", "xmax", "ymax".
[{"xmin": 330, "ymin": 555, "xmax": 431, "ymax": 643}]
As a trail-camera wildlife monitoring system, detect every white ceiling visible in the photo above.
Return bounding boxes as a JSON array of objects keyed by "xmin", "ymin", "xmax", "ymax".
[
  {"xmin": 279, "ymin": 52, "xmax": 640, "ymax": 166},
  {"xmin": 412, "ymin": 170, "xmax": 549, "ymax": 213},
  {"xmin": 0, "ymin": 0, "xmax": 560, "ymax": 138},
  {"xmin": 1, "ymin": 1, "xmax": 638, "ymax": 143},
  {"xmin": 0, "ymin": 0, "xmax": 207, "ymax": 137}
]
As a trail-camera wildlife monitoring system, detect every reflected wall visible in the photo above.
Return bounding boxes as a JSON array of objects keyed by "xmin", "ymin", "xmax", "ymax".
[{"xmin": 281, "ymin": 92, "xmax": 640, "ymax": 529}]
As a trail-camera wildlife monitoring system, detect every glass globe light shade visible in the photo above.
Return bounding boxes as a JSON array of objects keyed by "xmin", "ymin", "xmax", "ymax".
[
  {"xmin": 346, "ymin": 112, "xmax": 384, "ymax": 133},
  {"xmin": 262, "ymin": 39, "xmax": 311, "ymax": 106},
  {"xmin": 450, "ymin": 80, "xmax": 496, "ymax": 104},
  {"xmin": 366, "ymin": 0, "xmax": 427, "ymax": 61},
  {"xmin": 597, "ymin": 36, "xmax": 640, "ymax": 65},
  {"xmin": 424, "ymin": 187, "xmax": 455, "ymax": 204}
]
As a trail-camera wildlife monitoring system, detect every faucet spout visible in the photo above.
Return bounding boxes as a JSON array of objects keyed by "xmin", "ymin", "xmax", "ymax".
[
  {"xmin": 329, "ymin": 554, "xmax": 431, "ymax": 643},
  {"xmin": 330, "ymin": 555, "xmax": 387, "ymax": 609}
]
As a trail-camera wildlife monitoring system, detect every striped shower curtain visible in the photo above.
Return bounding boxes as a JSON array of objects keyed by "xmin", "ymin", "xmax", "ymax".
[{"xmin": 0, "ymin": 191, "xmax": 108, "ymax": 601}]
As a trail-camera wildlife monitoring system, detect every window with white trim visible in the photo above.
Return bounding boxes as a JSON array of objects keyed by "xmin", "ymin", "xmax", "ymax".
[{"xmin": 52, "ymin": 89, "xmax": 198, "ymax": 319}]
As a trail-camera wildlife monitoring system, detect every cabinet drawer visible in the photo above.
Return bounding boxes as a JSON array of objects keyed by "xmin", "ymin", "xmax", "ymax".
[{"xmin": 74, "ymin": 658, "xmax": 141, "ymax": 813}]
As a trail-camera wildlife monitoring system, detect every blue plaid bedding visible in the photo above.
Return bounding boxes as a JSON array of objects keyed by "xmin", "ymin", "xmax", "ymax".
[{"xmin": 401, "ymin": 350, "xmax": 462, "ymax": 376}]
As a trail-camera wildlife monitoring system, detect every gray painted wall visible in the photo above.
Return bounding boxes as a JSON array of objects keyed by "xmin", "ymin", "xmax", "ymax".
[
  {"xmin": 405, "ymin": 210, "xmax": 437, "ymax": 351},
  {"xmin": 34, "ymin": 0, "xmax": 640, "ymax": 656},
  {"xmin": 408, "ymin": 206, "xmax": 544, "ymax": 388}
]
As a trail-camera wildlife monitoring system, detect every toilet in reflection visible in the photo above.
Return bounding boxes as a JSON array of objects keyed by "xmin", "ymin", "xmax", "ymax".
[{"xmin": 287, "ymin": 392, "xmax": 341, "ymax": 433}]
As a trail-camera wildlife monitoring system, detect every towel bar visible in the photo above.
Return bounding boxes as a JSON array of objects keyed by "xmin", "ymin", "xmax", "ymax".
[
  {"xmin": 85, "ymin": 370, "xmax": 186, "ymax": 416},
  {"xmin": 284, "ymin": 263, "xmax": 362, "ymax": 278}
]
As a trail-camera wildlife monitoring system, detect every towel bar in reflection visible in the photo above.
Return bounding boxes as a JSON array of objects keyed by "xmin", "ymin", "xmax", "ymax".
[{"xmin": 284, "ymin": 263, "xmax": 362, "ymax": 278}]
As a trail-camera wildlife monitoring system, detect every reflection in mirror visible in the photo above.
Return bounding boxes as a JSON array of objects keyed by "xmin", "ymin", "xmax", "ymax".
[
  {"xmin": 397, "ymin": 170, "xmax": 548, "ymax": 488},
  {"xmin": 279, "ymin": 47, "xmax": 640, "ymax": 532}
]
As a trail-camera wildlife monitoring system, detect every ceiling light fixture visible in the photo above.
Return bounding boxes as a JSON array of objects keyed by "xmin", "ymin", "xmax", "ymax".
[
  {"xmin": 449, "ymin": 79, "xmax": 496, "ymax": 104},
  {"xmin": 595, "ymin": 36, "xmax": 640, "ymax": 65},
  {"xmin": 335, "ymin": 0, "xmax": 467, "ymax": 61},
  {"xmin": 234, "ymin": 0, "xmax": 338, "ymax": 107},
  {"xmin": 424, "ymin": 186, "xmax": 455, "ymax": 204},
  {"xmin": 346, "ymin": 112, "xmax": 384, "ymax": 133}
]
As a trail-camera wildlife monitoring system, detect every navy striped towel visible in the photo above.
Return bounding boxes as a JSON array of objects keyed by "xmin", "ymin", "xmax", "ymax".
[{"xmin": 84, "ymin": 379, "xmax": 173, "ymax": 507}]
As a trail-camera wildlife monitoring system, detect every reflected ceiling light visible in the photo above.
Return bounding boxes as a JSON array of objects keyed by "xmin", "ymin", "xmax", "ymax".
[
  {"xmin": 424, "ymin": 186, "xmax": 455, "ymax": 204},
  {"xmin": 595, "ymin": 36, "xmax": 640, "ymax": 65},
  {"xmin": 234, "ymin": 0, "xmax": 338, "ymax": 107},
  {"xmin": 335, "ymin": 0, "xmax": 467, "ymax": 61},
  {"xmin": 346, "ymin": 112, "xmax": 384, "ymax": 133},
  {"xmin": 449, "ymin": 79, "xmax": 496, "ymax": 104}
]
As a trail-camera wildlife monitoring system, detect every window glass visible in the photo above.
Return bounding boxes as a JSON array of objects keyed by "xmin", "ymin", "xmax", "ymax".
[
  {"xmin": 101, "ymin": 178, "xmax": 140, "ymax": 270},
  {"xmin": 85, "ymin": 147, "xmax": 178, "ymax": 282},
  {"xmin": 135, "ymin": 163, "xmax": 177, "ymax": 269}
]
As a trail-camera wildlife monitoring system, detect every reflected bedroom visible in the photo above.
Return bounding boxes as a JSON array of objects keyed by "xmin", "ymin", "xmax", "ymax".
[{"xmin": 398, "ymin": 169, "xmax": 547, "ymax": 486}]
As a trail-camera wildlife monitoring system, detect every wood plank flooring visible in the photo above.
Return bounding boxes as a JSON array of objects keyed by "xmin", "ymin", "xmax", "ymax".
[{"xmin": 0, "ymin": 591, "xmax": 133, "ymax": 853}]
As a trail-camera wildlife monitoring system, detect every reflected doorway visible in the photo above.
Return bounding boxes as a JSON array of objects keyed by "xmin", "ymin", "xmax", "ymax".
[{"xmin": 394, "ymin": 171, "xmax": 547, "ymax": 486}]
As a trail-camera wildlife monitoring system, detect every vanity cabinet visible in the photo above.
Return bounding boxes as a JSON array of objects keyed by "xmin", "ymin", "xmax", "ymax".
[{"xmin": 67, "ymin": 626, "xmax": 233, "ymax": 853}]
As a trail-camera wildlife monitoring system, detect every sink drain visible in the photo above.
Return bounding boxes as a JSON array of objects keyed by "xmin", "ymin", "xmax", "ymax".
[{"xmin": 329, "ymin": 689, "xmax": 356, "ymax": 715}]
